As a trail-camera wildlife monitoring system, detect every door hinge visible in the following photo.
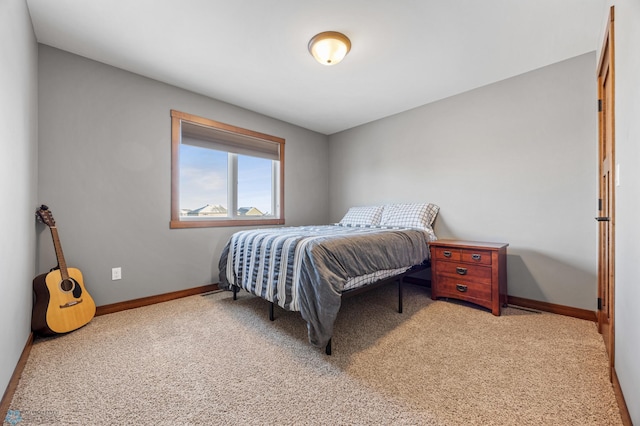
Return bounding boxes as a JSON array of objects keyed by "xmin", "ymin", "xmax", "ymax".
[
  {"xmin": 598, "ymin": 99, "xmax": 602, "ymax": 112},
  {"xmin": 598, "ymin": 198, "xmax": 602, "ymax": 211},
  {"xmin": 597, "ymin": 297, "xmax": 602, "ymax": 310}
]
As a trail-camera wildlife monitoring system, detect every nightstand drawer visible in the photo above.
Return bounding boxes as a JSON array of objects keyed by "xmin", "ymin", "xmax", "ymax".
[
  {"xmin": 434, "ymin": 247, "xmax": 461, "ymax": 261},
  {"xmin": 435, "ymin": 276, "xmax": 492, "ymax": 301},
  {"xmin": 436, "ymin": 262, "xmax": 492, "ymax": 283},
  {"xmin": 460, "ymin": 249, "xmax": 492, "ymax": 265}
]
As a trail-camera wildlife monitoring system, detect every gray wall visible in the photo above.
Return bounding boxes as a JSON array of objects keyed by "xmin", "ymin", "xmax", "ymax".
[
  {"xmin": 609, "ymin": 1, "xmax": 640, "ymax": 422},
  {"xmin": 329, "ymin": 53, "xmax": 598, "ymax": 311},
  {"xmin": 37, "ymin": 46, "xmax": 330, "ymax": 307},
  {"xmin": 0, "ymin": 0, "xmax": 38, "ymax": 397}
]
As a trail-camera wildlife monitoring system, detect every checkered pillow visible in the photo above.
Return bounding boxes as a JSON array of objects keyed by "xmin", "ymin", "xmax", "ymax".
[
  {"xmin": 380, "ymin": 203, "xmax": 440, "ymax": 230},
  {"xmin": 339, "ymin": 205, "xmax": 384, "ymax": 226}
]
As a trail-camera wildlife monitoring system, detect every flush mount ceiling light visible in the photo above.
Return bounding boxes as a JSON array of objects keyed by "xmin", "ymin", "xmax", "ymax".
[{"xmin": 308, "ymin": 31, "xmax": 351, "ymax": 66}]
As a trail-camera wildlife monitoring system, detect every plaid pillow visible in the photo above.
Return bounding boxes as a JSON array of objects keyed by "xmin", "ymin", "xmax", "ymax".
[
  {"xmin": 380, "ymin": 203, "xmax": 440, "ymax": 229},
  {"xmin": 339, "ymin": 205, "xmax": 384, "ymax": 226}
]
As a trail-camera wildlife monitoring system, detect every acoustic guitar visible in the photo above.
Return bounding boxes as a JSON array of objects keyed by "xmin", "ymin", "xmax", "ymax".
[{"xmin": 32, "ymin": 205, "xmax": 96, "ymax": 335}]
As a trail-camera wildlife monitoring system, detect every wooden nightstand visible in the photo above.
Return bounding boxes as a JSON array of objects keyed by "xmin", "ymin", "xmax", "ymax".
[{"xmin": 430, "ymin": 239, "xmax": 508, "ymax": 316}]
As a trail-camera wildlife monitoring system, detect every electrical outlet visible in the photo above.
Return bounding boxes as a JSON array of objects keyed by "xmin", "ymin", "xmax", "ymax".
[{"xmin": 111, "ymin": 267, "xmax": 122, "ymax": 280}]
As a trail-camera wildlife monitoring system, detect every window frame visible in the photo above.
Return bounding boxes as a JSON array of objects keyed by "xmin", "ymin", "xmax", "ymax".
[{"xmin": 170, "ymin": 110, "xmax": 285, "ymax": 229}]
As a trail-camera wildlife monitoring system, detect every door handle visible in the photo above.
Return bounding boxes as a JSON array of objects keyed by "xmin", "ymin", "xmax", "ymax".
[{"xmin": 595, "ymin": 217, "xmax": 610, "ymax": 222}]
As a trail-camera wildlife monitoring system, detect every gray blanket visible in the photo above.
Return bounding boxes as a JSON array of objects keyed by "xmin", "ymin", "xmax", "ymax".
[{"xmin": 218, "ymin": 225, "xmax": 432, "ymax": 348}]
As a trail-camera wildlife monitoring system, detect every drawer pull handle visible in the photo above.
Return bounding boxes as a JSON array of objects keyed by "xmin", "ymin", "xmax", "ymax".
[
  {"xmin": 456, "ymin": 267, "xmax": 467, "ymax": 275},
  {"xmin": 456, "ymin": 284, "xmax": 468, "ymax": 292},
  {"xmin": 443, "ymin": 251, "xmax": 452, "ymax": 258},
  {"xmin": 472, "ymin": 254, "xmax": 481, "ymax": 261}
]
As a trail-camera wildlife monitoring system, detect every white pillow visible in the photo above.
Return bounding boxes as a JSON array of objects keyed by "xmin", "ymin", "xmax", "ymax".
[
  {"xmin": 339, "ymin": 205, "xmax": 384, "ymax": 226},
  {"xmin": 380, "ymin": 203, "xmax": 440, "ymax": 230}
]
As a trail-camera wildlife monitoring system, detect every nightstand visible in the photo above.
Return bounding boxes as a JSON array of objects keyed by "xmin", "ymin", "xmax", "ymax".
[{"xmin": 430, "ymin": 239, "xmax": 508, "ymax": 316}]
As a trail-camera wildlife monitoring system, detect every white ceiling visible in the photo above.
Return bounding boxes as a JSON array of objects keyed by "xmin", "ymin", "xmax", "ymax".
[{"xmin": 26, "ymin": 0, "xmax": 606, "ymax": 135}]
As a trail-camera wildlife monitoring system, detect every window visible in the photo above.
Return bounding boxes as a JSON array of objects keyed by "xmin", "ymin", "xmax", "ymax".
[{"xmin": 170, "ymin": 110, "xmax": 285, "ymax": 228}]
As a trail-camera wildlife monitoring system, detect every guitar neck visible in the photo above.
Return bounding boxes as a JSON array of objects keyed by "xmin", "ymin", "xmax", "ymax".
[{"xmin": 49, "ymin": 226, "xmax": 69, "ymax": 280}]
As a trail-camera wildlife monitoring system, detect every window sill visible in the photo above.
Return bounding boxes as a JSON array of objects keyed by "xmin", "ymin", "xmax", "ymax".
[{"xmin": 170, "ymin": 218, "xmax": 285, "ymax": 229}]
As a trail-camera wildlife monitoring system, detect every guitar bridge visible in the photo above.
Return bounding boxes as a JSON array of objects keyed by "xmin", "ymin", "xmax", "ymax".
[{"xmin": 60, "ymin": 298, "xmax": 83, "ymax": 308}]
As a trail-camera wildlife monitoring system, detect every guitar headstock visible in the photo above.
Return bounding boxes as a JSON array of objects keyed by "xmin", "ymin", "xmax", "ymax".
[{"xmin": 36, "ymin": 205, "xmax": 56, "ymax": 228}]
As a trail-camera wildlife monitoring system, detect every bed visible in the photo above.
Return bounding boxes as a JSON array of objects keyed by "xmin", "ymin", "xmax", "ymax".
[{"xmin": 218, "ymin": 203, "xmax": 439, "ymax": 354}]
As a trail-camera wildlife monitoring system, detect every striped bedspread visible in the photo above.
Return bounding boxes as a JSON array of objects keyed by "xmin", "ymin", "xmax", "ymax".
[{"xmin": 218, "ymin": 224, "xmax": 433, "ymax": 348}]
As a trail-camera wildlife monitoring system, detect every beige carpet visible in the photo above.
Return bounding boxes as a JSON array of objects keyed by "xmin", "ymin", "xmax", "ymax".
[{"xmin": 7, "ymin": 284, "xmax": 622, "ymax": 425}]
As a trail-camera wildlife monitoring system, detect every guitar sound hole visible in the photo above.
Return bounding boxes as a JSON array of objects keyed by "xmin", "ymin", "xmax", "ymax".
[
  {"xmin": 60, "ymin": 279, "xmax": 74, "ymax": 292},
  {"xmin": 60, "ymin": 278, "xmax": 82, "ymax": 298}
]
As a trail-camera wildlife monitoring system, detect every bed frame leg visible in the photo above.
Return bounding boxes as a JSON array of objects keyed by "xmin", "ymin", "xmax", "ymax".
[
  {"xmin": 233, "ymin": 285, "xmax": 238, "ymax": 300},
  {"xmin": 269, "ymin": 302, "xmax": 275, "ymax": 321},
  {"xmin": 325, "ymin": 339, "xmax": 332, "ymax": 356},
  {"xmin": 398, "ymin": 279, "xmax": 403, "ymax": 313}
]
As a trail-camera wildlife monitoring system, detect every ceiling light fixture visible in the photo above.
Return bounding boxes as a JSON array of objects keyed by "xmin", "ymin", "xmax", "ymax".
[{"xmin": 308, "ymin": 31, "xmax": 351, "ymax": 66}]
